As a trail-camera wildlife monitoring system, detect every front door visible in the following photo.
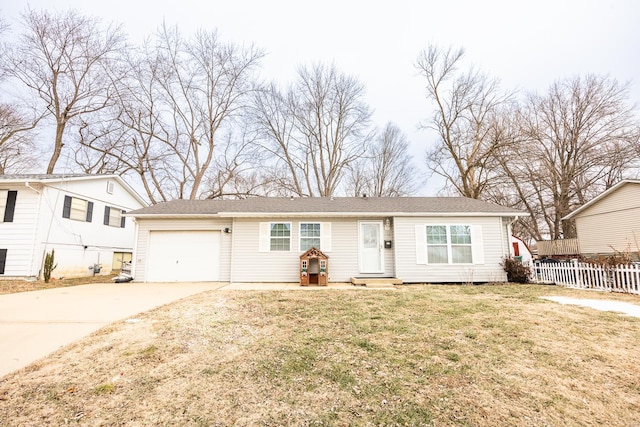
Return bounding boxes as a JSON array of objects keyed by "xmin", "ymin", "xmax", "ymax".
[{"xmin": 359, "ymin": 221, "xmax": 384, "ymax": 273}]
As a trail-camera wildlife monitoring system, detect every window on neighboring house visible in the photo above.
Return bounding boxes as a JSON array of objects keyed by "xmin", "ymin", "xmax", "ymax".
[
  {"xmin": 270, "ymin": 222, "xmax": 291, "ymax": 251},
  {"xmin": 104, "ymin": 206, "xmax": 126, "ymax": 228},
  {"xmin": 0, "ymin": 249, "xmax": 6, "ymax": 274},
  {"xmin": 62, "ymin": 195, "xmax": 93, "ymax": 222},
  {"xmin": 300, "ymin": 223, "xmax": 321, "ymax": 251},
  {"xmin": 0, "ymin": 190, "xmax": 17, "ymax": 223},
  {"xmin": 426, "ymin": 225, "xmax": 473, "ymax": 264}
]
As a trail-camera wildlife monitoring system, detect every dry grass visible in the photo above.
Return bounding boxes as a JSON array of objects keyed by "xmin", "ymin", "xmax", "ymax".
[
  {"xmin": 0, "ymin": 274, "xmax": 118, "ymax": 295},
  {"xmin": 1, "ymin": 284, "xmax": 640, "ymax": 426}
]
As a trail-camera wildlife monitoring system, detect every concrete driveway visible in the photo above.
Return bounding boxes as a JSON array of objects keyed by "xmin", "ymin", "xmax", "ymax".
[{"xmin": 0, "ymin": 281, "xmax": 224, "ymax": 378}]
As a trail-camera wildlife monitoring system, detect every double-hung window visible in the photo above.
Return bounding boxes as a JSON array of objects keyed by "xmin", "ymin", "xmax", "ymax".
[
  {"xmin": 426, "ymin": 225, "xmax": 473, "ymax": 264},
  {"xmin": 62, "ymin": 195, "xmax": 93, "ymax": 222},
  {"xmin": 104, "ymin": 206, "xmax": 126, "ymax": 228},
  {"xmin": 270, "ymin": 223, "xmax": 291, "ymax": 251},
  {"xmin": 300, "ymin": 223, "xmax": 321, "ymax": 251}
]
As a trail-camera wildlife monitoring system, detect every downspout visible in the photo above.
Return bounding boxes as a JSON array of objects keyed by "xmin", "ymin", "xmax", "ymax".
[
  {"xmin": 505, "ymin": 216, "xmax": 519, "ymax": 257},
  {"xmin": 229, "ymin": 217, "xmax": 236, "ymax": 283},
  {"xmin": 25, "ymin": 182, "xmax": 43, "ymax": 278},
  {"xmin": 131, "ymin": 218, "xmax": 139, "ymax": 282}
]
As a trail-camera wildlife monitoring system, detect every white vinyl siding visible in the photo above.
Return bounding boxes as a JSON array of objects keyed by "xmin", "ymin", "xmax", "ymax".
[
  {"xmin": 573, "ymin": 183, "xmax": 640, "ymax": 256},
  {"xmin": 233, "ymin": 218, "xmax": 382, "ymax": 283},
  {"xmin": 0, "ymin": 188, "xmax": 39, "ymax": 276}
]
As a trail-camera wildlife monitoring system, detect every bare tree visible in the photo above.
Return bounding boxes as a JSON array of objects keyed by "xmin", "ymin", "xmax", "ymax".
[
  {"xmin": 0, "ymin": 17, "xmax": 42, "ymax": 173},
  {"xmin": 252, "ymin": 63, "xmax": 372, "ymax": 196},
  {"xmin": 0, "ymin": 103, "xmax": 42, "ymax": 173},
  {"xmin": 77, "ymin": 24, "xmax": 263, "ymax": 202},
  {"xmin": 490, "ymin": 75, "xmax": 638, "ymax": 240},
  {"xmin": 346, "ymin": 122, "xmax": 417, "ymax": 196},
  {"xmin": 416, "ymin": 45, "xmax": 511, "ymax": 199},
  {"xmin": 2, "ymin": 8, "xmax": 125, "ymax": 173}
]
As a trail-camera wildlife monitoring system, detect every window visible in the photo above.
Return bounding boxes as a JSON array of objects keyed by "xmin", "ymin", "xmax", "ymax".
[
  {"xmin": 0, "ymin": 190, "xmax": 17, "ymax": 223},
  {"xmin": 426, "ymin": 225, "xmax": 473, "ymax": 264},
  {"xmin": 104, "ymin": 206, "xmax": 126, "ymax": 228},
  {"xmin": 62, "ymin": 196, "xmax": 93, "ymax": 222},
  {"xmin": 270, "ymin": 223, "xmax": 291, "ymax": 251},
  {"xmin": 0, "ymin": 249, "xmax": 6, "ymax": 274},
  {"xmin": 300, "ymin": 223, "xmax": 321, "ymax": 251}
]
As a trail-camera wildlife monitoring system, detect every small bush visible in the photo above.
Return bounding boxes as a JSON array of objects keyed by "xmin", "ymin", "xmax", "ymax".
[
  {"xmin": 501, "ymin": 257, "xmax": 531, "ymax": 283},
  {"xmin": 43, "ymin": 249, "xmax": 57, "ymax": 283}
]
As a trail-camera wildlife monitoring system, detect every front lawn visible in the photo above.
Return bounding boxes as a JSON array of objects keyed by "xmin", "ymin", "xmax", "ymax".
[{"xmin": 1, "ymin": 285, "xmax": 639, "ymax": 426}]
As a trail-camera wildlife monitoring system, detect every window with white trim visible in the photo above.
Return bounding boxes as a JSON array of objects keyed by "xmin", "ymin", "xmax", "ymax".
[
  {"xmin": 270, "ymin": 222, "xmax": 291, "ymax": 251},
  {"xmin": 426, "ymin": 225, "xmax": 472, "ymax": 264},
  {"xmin": 62, "ymin": 195, "xmax": 93, "ymax": 222},
  {"xmin": 300, "ymin": 223, "xmax": 321, "ymax": 251}
]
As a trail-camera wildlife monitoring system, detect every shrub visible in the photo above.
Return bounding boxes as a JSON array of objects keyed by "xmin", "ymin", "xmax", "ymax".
[
  {"xmin": 43, "ymin": 249, "xmax": 58, "ymax": 283},
  {"xmin": 501, "ymin": 257, "xmax": 531, "ymax": 283}
]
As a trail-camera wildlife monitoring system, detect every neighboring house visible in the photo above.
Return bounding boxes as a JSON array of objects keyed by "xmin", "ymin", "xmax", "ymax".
[
  {"xmin": 511, "ymin": 236, "xmax": 533, "ymax": 265},
  {"xmin": 127, "ymin": 197, "xmax": 527, "ymax": 284},
  {"xmin": 0, "ymin": 174, "xmax": 147, "ymax": 279},
  {"xmin": 563, "ymin": 179, "xmax": 640, "ymax": 259}
]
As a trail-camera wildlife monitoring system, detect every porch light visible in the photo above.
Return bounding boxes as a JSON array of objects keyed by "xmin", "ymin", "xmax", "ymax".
[{"xmin": 384, "ymin": 218, "xmax": 391, "ymax": 231}]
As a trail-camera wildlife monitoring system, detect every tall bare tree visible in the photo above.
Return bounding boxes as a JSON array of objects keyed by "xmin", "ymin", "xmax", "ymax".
[
  {"xmin": 491, "ymin": 75, "xmax": 638, "ymax": 240},
  {"xmin": 416, "ymin": 45, "xmax": 511, "ymax": 199},
  {"xmin": 77, "ymin": 24, "xmax": 263, "ymax": 202},
  {"xmin": 346, "ymin": 122, "xmax": 417, "ymax": 196},
  {"xmin": 0, "ymin": 16, "xmax": 42, "ymax": 173},
  {"xmin": 2, "ymin": 8, "xmax": 125, "ymax": 173},
  {"xmin": 252, "ymin": 63, "xmax": 372, "ymax": 196}
]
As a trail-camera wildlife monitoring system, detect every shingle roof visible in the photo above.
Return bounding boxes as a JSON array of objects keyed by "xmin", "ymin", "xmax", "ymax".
[
  {"xmin": 127, "ymin": 197, "xmax": 526, "ymax": 217},
  {"xmin": 0, "ymin": 174, "xmax": 94, "ymax": 181}
]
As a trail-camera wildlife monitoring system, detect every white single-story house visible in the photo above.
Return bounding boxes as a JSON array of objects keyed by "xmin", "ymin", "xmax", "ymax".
[
  {"xmin": 0, "ymin": 174, "xmax": 147, "ymax": 279},
  {"xmin": 563, "ymin": 179, "xmax": 640, "ymax": 259},
  {"xmin": 127, "ymin": 196, "xmax": 527, "ymax": 284}
]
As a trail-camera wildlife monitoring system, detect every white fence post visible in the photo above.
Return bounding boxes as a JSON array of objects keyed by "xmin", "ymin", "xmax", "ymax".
[{"xmin": 573, "ymin": 259, "xmax": 581, "ymax": 288}]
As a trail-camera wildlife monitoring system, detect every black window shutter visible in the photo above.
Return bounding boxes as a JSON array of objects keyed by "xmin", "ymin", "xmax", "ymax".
[
  {"xmin": 86, "ymin": 201, "xmax": 93, "ymax": 222},
  {"xmin": 0, "ymin": 249, "xmax": 7, "ymax": 274},
  {"xmin": 62, "ymin": 196, "xmax": 72, "ymax": 218},
  {"xmin": 3, "ymin": 191, "xmax": 17, "ymax": 222},
  {"xmin": 103, "ymin": 206, "xmax": 110, "ymax": 225},
  {"xmin": 120, "ymin": 211, "xmax": 126, "ymax": 228}
]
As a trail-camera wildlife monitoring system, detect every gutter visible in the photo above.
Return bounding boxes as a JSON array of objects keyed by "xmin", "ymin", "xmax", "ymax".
[{"xmin": 126, "ymin": 212, "xmax": 531, "ymax": 219}]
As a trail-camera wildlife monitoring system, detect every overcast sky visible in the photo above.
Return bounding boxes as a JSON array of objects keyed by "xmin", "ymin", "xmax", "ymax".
[{"xmin": 2, "ymin": 0, "xmax": 639, "ymax": 191}]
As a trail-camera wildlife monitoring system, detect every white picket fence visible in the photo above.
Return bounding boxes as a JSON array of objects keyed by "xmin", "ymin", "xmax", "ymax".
[{"xmin": 532, "ymin": 260, "xmax": 640, "ymax": 294}]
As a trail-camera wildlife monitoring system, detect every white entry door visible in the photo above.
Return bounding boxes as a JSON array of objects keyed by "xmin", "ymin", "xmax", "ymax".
[{"xmin": 359, "ymin": 221, "xmax": 384, "ymax": 273}]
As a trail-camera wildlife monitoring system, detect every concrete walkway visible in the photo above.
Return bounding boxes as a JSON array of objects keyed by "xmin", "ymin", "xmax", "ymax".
[
  {"xmin": 0, "ymin": 281, "xmax": 364, "ymax": 378},
  {"xmin": 541, "ymin": 296, "xmax": 640, "ymax": 318}
]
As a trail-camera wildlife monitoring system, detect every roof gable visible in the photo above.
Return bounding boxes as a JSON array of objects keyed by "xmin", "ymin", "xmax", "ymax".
[
  {"xmin": 0, "ymin": 174, "xmax": 148, "ymax": 207},
  {"xmin": 563, "ymin": 180, "xmax": 640, "ymax": 220}
]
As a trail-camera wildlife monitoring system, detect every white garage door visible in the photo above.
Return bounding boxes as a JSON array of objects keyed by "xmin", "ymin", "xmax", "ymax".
[{"xmin": 147, "ymin": 230, "xmax": 220, "ymax": 282}]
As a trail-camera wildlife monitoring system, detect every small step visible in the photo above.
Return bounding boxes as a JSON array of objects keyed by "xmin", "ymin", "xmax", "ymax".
[{"xmin": 350, "ymin": 277, "xmax": 402, "ymax": 288}]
